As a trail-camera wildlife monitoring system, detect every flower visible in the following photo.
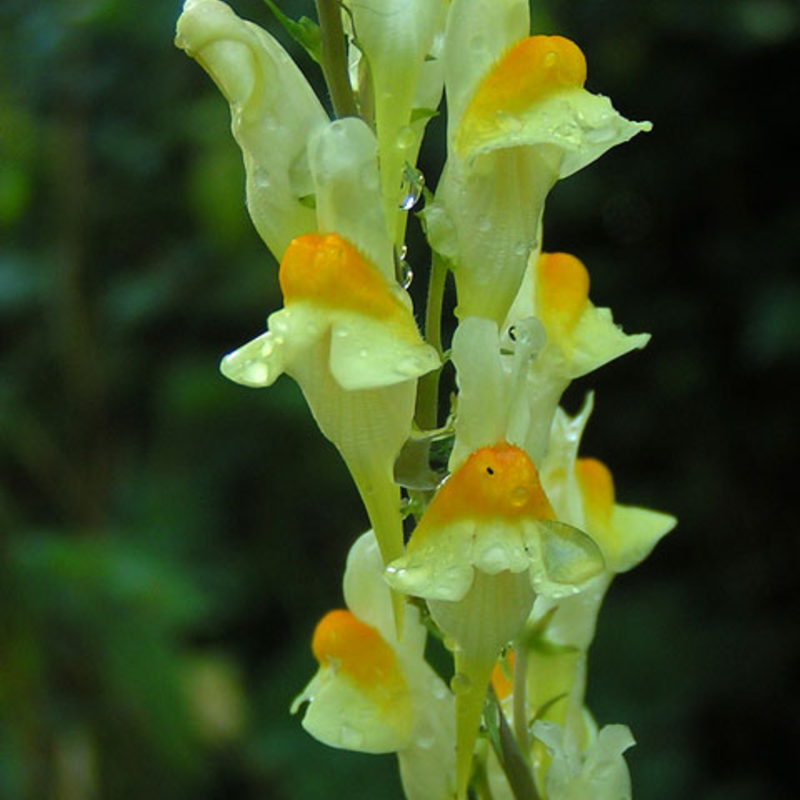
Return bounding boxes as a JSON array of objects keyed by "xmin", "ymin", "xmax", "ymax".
[
  {"xmin": 425, "ymin": 0, "xmax": 651, "ymax": 324},
  {"xmin": 175, "ymin": 0, "xmax": 328, "ymax": 261},
  {"xmin": 386, "ymin": 441, "xmax": 603, "ymax": 799},
  {"xmin": 342, "ymin": 0, "xmax": 448, "ymax": 246},
  {"xmin": 533, "ymin": 719, "xmax": 636, "ymax": 800},
  {"xmin": 221, "ymin": 228, "xmax": 438, "ymax": 623},
  {"xmin": 293, "ymin": 531, "xmax": 455, "ymax": 800}
]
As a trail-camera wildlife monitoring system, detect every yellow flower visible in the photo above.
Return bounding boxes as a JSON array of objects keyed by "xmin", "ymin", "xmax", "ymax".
[
  {"xmin": 386, "ymin": 442, "xmax": 603, "ymax": 799},
  {"xmin": 175, "ymin": 0, "xmax": 328, "ymax": 261},
  {"xmin": 342, "ymin": 0, "xmax": 448, "ymax": 245},
  {"xmin": 293, "ymin": 532, "xmax": 455, "ymax": 800},
  {"xmin": 425, "ymin": 0, "xmax": 650, "ymax": 324},
  {"xmin": 221, "ymin": 231, "xmax": 438, "ymax": 624}
]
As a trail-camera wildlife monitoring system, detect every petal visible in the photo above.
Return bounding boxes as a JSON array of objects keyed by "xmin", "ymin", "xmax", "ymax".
[
  {"xmin": 567, "ymin": 304, "xmax": 650, "ymax": 378},
  {"xmin": 540, "ymin": 395, "xmax": 595, "ymax": 525},
  {"xmin": 608, "ymin": 505, "xmax": 677, "ymax": 573},
  {"xmin": 433, "ymin": 147, "xmax": 556, "ymax": 324},
  {"xmin": 455, "ymin": 35, "xmax": 651, "ymax": 176},
  {"xmin": 443, "ymin": 0, "xmax": 530, "ymax": 136},
  {"xmin": 343, "ymin": 0, "xmax": 447, "ymax": 242},
  {"xmin": 308, "ymin": 118, "xmax": 394, "ymax": 280},
  {"xmin": 219, "ymin": 329, "xmax": 286, "ymax": 387},
  {"xmin": 175, "ymin": 0, "xmax": 328, "ymax": 260},
  {"xmin": 450, "ymin": 317, "xmax": 508, "ymax": 467},
  {"xmin": 343, "ymin": 531, "xmax": 426, "ymax": 657},
  {"xmin": 524, "ymin": 519, "xmax": 605, "ymax": 598},
  {"xmin": 218, "ymin": 305, "xmax": 322, "ymax": 387},
  {"xmin": 328, "ymin": 312, "xmax": 439, "ymax": 391}
]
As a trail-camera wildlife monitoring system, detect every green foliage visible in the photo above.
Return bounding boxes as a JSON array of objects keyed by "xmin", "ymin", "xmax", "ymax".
[{"xmin": 0, "ymin": 0, "xmax": 797, "ymax": 798}]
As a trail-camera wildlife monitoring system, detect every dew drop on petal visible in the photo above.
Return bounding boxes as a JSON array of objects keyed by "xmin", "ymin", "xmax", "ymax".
[
  {"xmin": 399, "ymin": 163, "xmax": 425, "ymax": 211},
  {"xmin": 396, "ymin": 125, "xmax": 415, "ymax": 150},
  {"xmin": 450, "ymin": 673, "xmax": 472, "ymax": 695},
  {"xmin": 544, "ymin": 50, "xmax": 559, "ymax": 68},
  {"xmin": 243, "ymin": 360, "xmax": 268, "ymax": 384}
]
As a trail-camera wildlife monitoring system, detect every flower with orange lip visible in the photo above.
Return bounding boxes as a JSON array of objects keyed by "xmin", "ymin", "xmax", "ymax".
[
  {"xmin": 293, "ymin": 532, "xmax": 455, "ymax": 800},
  {"xmin": 221, "ymin": 230, "xmax": 438, "ymax": 624},
  {"xmin": 424, "ymin": 0, "xmax": 651, "ymax": 325},
  {"xmin": 386, "ymin": 441, "xmax": 604, "ymax": 800}
]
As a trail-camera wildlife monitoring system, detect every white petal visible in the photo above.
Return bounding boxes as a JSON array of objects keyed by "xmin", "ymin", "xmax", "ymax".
[
  {"xmin": 219, "ymin": 330, "xmax": 286, "ymax": 387},
  {"xmin": 175, "ymin": 0, "xmax": 328, "ymax": 259},
  {"xmin": 308, "ymin": 118, "xmax": 394, "ymax": 280}
]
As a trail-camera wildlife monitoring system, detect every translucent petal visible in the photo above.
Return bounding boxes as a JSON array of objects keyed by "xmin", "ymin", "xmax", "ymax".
[
  {"xmin": 524, "ymin": 519, "xmax": 605, "ymax": 598},
  {"xmin": 175, "ymin": 0, "xmax": 328, "ymax": 260},
  {"xmin": 219, "ymin": 330, "xmax": 286, "ymax": 388}
]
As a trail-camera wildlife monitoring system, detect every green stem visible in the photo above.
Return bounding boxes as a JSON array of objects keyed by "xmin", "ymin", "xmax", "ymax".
[
  {"xmin": 512, "ymin": 640, "xmax": 530, "ymax": 757},
  {"xmin": 314, "ymin": 0, "xmax": 358, "ymax": 118},
  {"xmin": 488, "ymin": 689, "xmax": 540, "ymax": 800},
  {"xmin": 415, "ymin": 252, "xmax": 447, "ymax": 431}
]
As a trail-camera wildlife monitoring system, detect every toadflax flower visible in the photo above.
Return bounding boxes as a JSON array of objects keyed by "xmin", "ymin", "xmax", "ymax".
[
  {"xmin": 341, "ymin": 0, "xmax": 448, "ymax": 247},
  {"xmin": 425, "ymin": 0, "xmax": 651, "ymax": 324},
  {"xmin": 175, "ymin": 0, "xmax": 328, "ymax": 261},
  {"xmin": 218, "ymin": 116, "xmax": 439, "ymax": 626},
  {"xmin": 386, "ymin": 441, "xmax": 604, "ymax": 799},
  {"xmin": 293, "ymin": 531, "xmax": 455, "ymax": 800}
]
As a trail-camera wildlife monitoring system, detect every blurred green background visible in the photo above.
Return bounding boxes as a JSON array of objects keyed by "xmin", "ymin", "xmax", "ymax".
[{"xmin": 1, "ymin": 0, "xmax": 798, "ymax": 798}]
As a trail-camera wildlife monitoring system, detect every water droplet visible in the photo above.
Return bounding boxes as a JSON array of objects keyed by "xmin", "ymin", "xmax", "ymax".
[
  {"xmin": 443, "ymin": 636, "xmax": 459, "ymax": 652},
  {"xmin": 330, "ymin": 120, "xmax": 347, "ymax": 136},
  {"xmin": 396, "ymin": 125, "xmax": 415, "ymax": 150},
  {"xmin": 271, "ymin": 317, "xmax": 289, "ymax": 335},
  {"xmin": 358, "ymin": 347, "xmax": 369, "ymax": 358},
  {"xmin": 544, "ymin": 50, "xmax": 558, "ymax": 68},
  {"xmin": 477, "ymin": 216, "xmax": 492, "ymax": 233},
  {"xmin": 399, "ymin": 261, "xmax": 413, "ymax": 289},
  {"xmin": 450, "ymin": 673, "xmax": 472, "ymax": 695},
  {"xmin": 334, "ymin": 326, "xmax": 351, "ymax": 339},
  {"xmin": 398, "ymin": 163, "xmax": 425, "ymax": 211},
  {"xmin": 513, "ymin": 240, "xmax": 528, "ymax": 257},
  {"xmin": 259, "ymin": 340, "xmax": 274, "ymax": 358}
]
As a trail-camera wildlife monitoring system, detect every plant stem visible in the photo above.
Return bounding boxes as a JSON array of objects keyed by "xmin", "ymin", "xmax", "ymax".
[
  {"xmin": 415, "ymin": 252, "xmax": 447, "ymax": 431},
  {"xmin": 314, "ymin": 0, "xmax": 358, "ymax": 118},
  {"xmin": 488, "ymin": 689, "xmax": 540, "ymax": 800},
  {"xmin": 512, "ymin": 640, "xmax": 530, "ymax": 757}
]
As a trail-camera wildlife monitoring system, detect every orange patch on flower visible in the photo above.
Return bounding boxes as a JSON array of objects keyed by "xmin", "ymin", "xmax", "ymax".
[
  {"xmin": 279, "ymin": 233, "xmax": 404, "ymax": 320},
  {"xmin": 457, "ymin": 35, "xmax": 587, "ymax": 153},
  {"xmin": 422, "ymin": 442, "xmax": 555, "ymax": 529},
  {"xmin": 311, "ymin": 609, "xmax": 407, "ymax": 697},
  {"xmin": 575, "ymin": 457, "xmax": 614, "ymax": 531},
  {"xmin": 535, "ymin": 252, "xmax": 590, "ymax": 344}
]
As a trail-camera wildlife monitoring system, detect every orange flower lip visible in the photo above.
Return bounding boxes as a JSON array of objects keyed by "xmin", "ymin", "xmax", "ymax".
[
  {"xmin": 279, "ymin": 233, "xmax": 407, "ymax": 321},
  {"xmin": 536, "ymin": 251, "xmax": 590, "ymax": 344},
  {"xmin": 456, "ymin": 35, "xmax": 587, "ymax": 155},
  {"xmin": 421, "ymin": 442, "xmax": 555, "ymax": 529},
  {"xmin": 312, "ymin": 609, "xmax": 406, "ymax": 697}
]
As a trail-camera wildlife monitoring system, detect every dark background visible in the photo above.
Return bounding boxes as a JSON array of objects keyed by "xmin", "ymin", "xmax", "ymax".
[{"xmin": 1, "ymin": 0, "xmax": 798, "ymax": 798}]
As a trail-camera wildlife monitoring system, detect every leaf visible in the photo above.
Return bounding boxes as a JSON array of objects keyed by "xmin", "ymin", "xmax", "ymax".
[
  {"xmin": 262, "ymin": 0, "xmax": 322, "ymax": 65},
  {"xmin": 410, "ymin": 106, "xmax": 440, "ymax": 124}
]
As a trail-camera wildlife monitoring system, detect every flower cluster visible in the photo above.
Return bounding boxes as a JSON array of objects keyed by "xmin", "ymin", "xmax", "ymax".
[{"xmin": 175, "ymin": 1, "xmax": 676, "ymax": 798}]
